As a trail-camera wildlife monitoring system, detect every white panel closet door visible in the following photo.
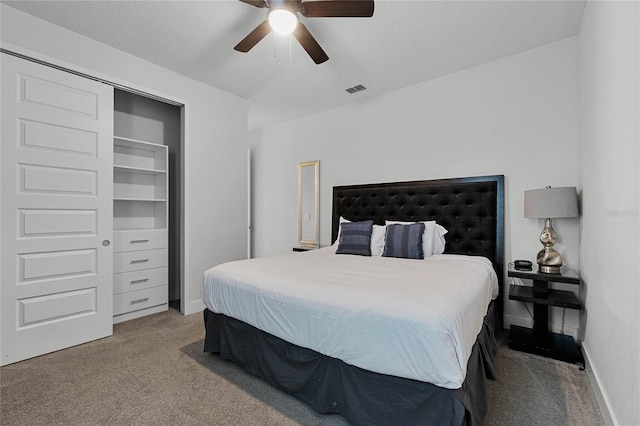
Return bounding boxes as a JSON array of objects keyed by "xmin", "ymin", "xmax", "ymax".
[{"xmin": 1, "ymin": 53, "xmax": 114, "ymax": 365}]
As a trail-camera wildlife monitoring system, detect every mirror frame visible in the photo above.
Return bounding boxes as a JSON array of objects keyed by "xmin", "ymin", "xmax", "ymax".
[{"xmin": 298, "ymin": 160, "xmax": 320, "ymax": 248}]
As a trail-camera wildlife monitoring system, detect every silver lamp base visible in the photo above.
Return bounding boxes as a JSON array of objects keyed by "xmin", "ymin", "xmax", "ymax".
[
  {"xmin": 538, "ymin": 264, "xmax": 562, "ymax": 274},
  {"xmin": 536, "ymin": 218, "xmax": 563, "ymax": 274}
]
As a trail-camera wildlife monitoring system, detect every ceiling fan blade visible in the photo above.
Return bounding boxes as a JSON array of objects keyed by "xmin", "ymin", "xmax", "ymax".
[
  {"xmin": 234, "ymin": 20, "xmax": 271, "ymax": 53},
  {"xmin": 238, "ymin": 0, "xmax": 268, "ymax": 8},
  {"xmin": 293, "ymin": 22, "xmax": 329, "ymax": 64},
  {"xmin": 300, "ymin": 0, "xmax": 374, "ymax": 18}
]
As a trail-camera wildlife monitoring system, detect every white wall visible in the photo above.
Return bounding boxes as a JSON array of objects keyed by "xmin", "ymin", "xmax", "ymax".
[
  {"xmin": 250, "ymin": 37, "xmax": 581, "ymax": 336},
  {"xmin": 1, "ymin": 4, "xmax": 249, "ymax": 315},
  {"xmin": 578, "ymin": 2, "xmax": 639, "ymax": 425}
]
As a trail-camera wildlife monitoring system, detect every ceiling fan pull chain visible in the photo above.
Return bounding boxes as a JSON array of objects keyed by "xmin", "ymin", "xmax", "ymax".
[{"xmin": 289, "ymin": 33, "xmax": 293, "ymax": 74}]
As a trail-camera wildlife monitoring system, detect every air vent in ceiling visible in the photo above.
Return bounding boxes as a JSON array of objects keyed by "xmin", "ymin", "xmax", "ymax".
[{"xmin": 345, "ymin": 84, "xmax": 367, "ymax": 94}]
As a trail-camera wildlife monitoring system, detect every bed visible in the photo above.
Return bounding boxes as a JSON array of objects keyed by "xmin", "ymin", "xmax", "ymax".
[{"xmin": 203, "ymin": 175, "xmax": 504, "ymax": 425}]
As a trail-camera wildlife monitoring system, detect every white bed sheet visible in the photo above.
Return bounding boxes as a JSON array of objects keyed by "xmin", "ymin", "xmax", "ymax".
[{"xmin": 203, "ymin": 246, "xmax": 498, "ymax": 389}]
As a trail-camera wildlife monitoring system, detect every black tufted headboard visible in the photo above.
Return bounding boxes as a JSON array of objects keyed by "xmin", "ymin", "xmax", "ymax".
[{"xmin": 332, "ymin": 175, "xmax": 504, "ymax": 318}]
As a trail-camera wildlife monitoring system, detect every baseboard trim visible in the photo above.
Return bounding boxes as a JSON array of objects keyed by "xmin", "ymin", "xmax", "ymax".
[
  {"xmin": 582, "ymin": 342, "xmax": 617, "ymax": 425},
  {"xmin": 113, "ymin": 304, "xmax": 168, "ymax": 324},
  {"xmin": 183, "ymin": 298, "xmax": 205, "ymax": 316}
]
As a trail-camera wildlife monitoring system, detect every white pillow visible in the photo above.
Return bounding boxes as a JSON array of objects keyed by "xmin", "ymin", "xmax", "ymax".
[
  {"xmin": 432, "ymin": 224, "xmax": 448, "ymax": 255},
  {"xmin": 385, "ymin": 220, "xmax": 447, "ymax": 256},
  {"xmin": 370, "ymin": 224, "xmax": 386, "ymax": 256},
  {"xmin": 334, "ymin": 217, "xmax": 386, "ymax": 256},
  {"xmin": 333, "ymin": 216, "xmax": 350, "ymax": 246}
]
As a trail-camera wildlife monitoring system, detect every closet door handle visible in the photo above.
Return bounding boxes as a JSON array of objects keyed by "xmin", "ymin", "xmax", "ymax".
[
  {"xmin": 130, "ymin": 259, "xmax": 149, "ymax": 264},
  {"xmin": 130, "ymin": 239, "xmax": 149, "ymax": 244},
  {"xmin": 130, "ymin": 298, "xmax": 149, "ymax": 305},
  {"xmin": 130, "ymin": 278, "xmax": 149, "ymax": 284}
]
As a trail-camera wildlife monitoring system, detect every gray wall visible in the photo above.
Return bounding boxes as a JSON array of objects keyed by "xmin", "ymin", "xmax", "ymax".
[
  {"xmin": 250, "ymin": 37, "xmax": 581, "ymax": 338},
  {"xmin": 578, "ymin": 2, "xmax": 639, "ymax": 424}
]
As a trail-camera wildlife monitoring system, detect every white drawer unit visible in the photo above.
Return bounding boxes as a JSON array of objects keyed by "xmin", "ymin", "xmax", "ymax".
[
  {"xmin": 113, "ymin": 285, "xmax": 168, "ymax": 316},
  {"xmin": 113, "ymin": 248, "xmax": 168, "ymax": 274},
  {"xmin": 113, "ymin": 136, "xmax": 169, "ymax": 323},
  {"xmin": 113, "ymin": 229, "xmax": 168, "ymax": 252},
  {"xmin": 114, "ymin": 267, "xmax": 168, "ymax": 294}
]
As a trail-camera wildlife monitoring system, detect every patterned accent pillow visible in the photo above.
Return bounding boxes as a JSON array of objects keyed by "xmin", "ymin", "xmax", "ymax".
[
  {"xmin": 382, "ymin": 223, "xmax": 425, "ymax": 259},
  {"xmin": 336, "ymin": 220, "xmax": 374, "ymax": 256}
]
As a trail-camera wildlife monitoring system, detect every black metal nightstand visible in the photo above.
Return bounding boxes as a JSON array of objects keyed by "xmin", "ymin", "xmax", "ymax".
[
  {"xmin": 507, "ymin": 266, "xmax": 584, "ymax": 367},
  {"xmin": 292, "ymin": 246, "xmax": 317, "ymax": 252}
]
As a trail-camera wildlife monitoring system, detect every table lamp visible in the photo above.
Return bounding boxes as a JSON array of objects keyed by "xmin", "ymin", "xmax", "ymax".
[{"xmin": 524, "ymin": 186, "xmax": 579, "ymax": 274}]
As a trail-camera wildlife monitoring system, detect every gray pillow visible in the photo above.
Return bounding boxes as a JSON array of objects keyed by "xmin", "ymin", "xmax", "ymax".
[
  {"xmin": 336, "ymin": 220, "xmax": 373, "ymax": 256},
  {"xmin": 382, "ymin": 223, "xmax": 425, "ymax": 259}
]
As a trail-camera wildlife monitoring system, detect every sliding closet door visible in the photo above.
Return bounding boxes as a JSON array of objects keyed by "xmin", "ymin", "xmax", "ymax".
[{"xmin": 1, "ymin": 53, "xmax": 114, "ymax": 365}]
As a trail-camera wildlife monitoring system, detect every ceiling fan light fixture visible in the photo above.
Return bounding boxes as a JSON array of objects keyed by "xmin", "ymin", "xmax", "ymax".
[{"xmin": 268, "ymin": 9, "xmax": 298, "ymax": 35}]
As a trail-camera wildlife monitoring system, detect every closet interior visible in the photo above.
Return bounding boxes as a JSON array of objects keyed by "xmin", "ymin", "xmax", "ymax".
[{"xmin": 113, "ymin": 89, "xmax": 182, "ymax": 322}]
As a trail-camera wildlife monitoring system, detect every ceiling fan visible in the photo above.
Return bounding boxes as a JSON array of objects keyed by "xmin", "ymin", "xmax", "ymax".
[{"xmin": 234, "ymin": 0, "xmax": 375, "ymax": 64}]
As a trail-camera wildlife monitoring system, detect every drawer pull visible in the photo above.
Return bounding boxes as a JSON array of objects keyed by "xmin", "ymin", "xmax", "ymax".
[
  {"xmin": 130, "ymin": 259, "xmax": 150, "ymax": 264},
  {"xmin": 130, "ymin": 298, "xmax": 149, "ymax": 305},
  {"xmin": 130, "ymin": 239, "xmax": 150, "ymax": 244},
  {"xmin": 130, "ymin": 278, "xmax": 149, "ymax": 284}
]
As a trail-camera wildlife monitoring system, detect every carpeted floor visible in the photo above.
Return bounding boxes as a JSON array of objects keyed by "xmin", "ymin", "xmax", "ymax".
[
  {"xmin": 0, "ymin": 308, "xmax": 604, "ymax": 425},
  {"xmin": 484, "ymin": 334, "xmax": 604, "ymax": 426}
]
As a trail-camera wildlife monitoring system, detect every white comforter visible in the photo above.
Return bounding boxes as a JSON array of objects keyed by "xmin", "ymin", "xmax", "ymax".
[{"xmin": 203, "ymin": 246, "xmax": 499, "ymax": 389}]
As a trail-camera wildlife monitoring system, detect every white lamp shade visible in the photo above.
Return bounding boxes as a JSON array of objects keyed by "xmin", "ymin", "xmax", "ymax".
[{"xmin": 524, "ymin": 187, "xmax": 579, "ymax": 219}]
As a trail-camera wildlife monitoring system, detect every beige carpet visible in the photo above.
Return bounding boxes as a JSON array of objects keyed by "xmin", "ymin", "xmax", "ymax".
[
  {"xmin": 1, "ymin": 308, "xmax": 604, "ymax": 425},
  {"xmin": 485, "ymin": 334, "xmax": 604, "ymax": 426}
]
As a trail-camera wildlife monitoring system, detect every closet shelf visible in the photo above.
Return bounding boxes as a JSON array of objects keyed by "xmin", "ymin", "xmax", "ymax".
[
  {"xmin": 114, "ymin": 165, "xmax": 167, "ymax": 175},
  {"xmin": 114, "ymin": 197, "xmax": 167, "ymax": 202},
  {"xmin": 114, "ymin": 226, "xmax": 168, "ymax": 231},
  {"xmin": 114, "ymin": 135, "xmax": 165, "ymax": 149},
  {"xmin": 113, "ymin": 136, "xmax": 167, "ymax": 172}
]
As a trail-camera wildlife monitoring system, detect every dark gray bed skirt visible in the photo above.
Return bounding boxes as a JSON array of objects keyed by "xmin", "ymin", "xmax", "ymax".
[{"xmin": 203, "ymin": 302, "xmax": 498, "ymax": 426}]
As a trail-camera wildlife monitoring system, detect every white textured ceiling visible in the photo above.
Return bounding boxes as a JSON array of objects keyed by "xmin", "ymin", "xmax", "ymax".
[{"xmin": 3, "ymin": 0, "xmax": 585, "ymax": 132}]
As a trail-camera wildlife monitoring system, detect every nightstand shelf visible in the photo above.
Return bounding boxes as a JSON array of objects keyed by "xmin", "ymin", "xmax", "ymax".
[
  {"xmin": 509, "ymin": 285, "xmax": 580, "ymax": 309},
  {"xmin": 508, "ymin": 325, "xmax": 584, "ymax": 364},
  {"xmin": 508, "ymin": 267, "xmax": 580, "ymax": 284},
  {"xmin": 507, "ymin": 265, "xmax": 584, "ymax": 367}
]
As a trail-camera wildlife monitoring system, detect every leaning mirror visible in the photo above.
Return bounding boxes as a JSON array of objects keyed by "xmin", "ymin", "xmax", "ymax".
[{"xmin": 298, "ymin": 161, "xmax": 320, "ymax": 248}]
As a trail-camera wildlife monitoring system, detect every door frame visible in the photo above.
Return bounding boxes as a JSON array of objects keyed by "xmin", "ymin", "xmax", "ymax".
[{"xmin": 0, "ymin": 43, "xmax": 195, "ymax": 316}]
